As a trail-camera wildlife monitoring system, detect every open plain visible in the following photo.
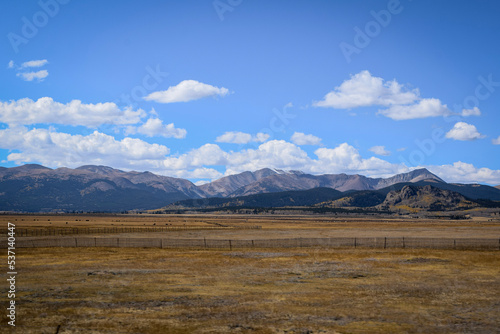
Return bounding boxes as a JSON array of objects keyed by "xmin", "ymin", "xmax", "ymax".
[{"xmin": 1, "ymin": 214, "xmax": 500, "ymax": 333}]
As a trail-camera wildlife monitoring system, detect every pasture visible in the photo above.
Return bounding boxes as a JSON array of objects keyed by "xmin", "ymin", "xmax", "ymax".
[{"xmin": 1, "ymin": 214, "xmax": 499, "ymax": 333}]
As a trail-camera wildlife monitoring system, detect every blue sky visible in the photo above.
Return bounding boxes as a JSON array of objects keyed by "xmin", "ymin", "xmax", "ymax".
[{"xmin": 1, "ymin": 0, "xmax": 500, "ymax": 185}]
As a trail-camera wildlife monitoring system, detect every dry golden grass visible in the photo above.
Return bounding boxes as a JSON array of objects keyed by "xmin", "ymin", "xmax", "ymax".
[
  {"xmin": 3, "ymin": 246, "xmax": 499, "ymax": 333},
  {"xmin": 2, "ymin": 213, "xmax": 500, "ymax": 239}
]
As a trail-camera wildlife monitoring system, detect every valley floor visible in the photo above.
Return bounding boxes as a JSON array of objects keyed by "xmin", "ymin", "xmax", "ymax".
[{"xmin": 1, "ymin": 214, "xmax": 499, "ymax": 333}]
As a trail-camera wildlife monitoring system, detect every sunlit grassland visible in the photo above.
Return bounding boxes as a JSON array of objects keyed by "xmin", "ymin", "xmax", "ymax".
[{"xmin": 4, "ymin": 246, "xmax": 499, "ymax": 333}]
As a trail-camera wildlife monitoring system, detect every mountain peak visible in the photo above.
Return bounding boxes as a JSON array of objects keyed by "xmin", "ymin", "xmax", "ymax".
[
  {"xmin": 13, "ymin": 164, "xmax": 51, "ymax": 171},
  {"xmin": 408, "ymin": 168, "xmax": 445, "ymax": 182},
  {"xmin": 76, "ymin": 165, "xmax": 124, "ymax": 176}
]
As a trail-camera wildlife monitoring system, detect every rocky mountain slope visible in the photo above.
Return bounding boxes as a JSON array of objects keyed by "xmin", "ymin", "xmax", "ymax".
[
  {"xmin": 0, "ymin": 164, "xmax": 203, "ymax": 212},
  {"xmin": 1, "ymin": 164, "xmax": 499, "ymax": 212},
  {"xmin": 377, "ymin": 185, "xmax": 478, "ymax": 212},
  {"xmin": 215, "ymin": 168, "xmax": 444, "ymax": 197},
  {"xmin": 198, "ymin": 168, "xmax": 278, "ymax": 197}
]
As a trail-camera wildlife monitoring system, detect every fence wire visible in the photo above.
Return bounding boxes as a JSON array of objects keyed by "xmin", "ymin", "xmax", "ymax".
[{"xmin": 2, "ymin": 237, "xmax": 499, "ymax": 250}]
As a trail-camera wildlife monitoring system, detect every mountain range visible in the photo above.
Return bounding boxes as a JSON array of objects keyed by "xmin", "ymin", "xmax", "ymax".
[{"xmin": 0, "ymin": 164, "xmax": 499, "ymax": 212}]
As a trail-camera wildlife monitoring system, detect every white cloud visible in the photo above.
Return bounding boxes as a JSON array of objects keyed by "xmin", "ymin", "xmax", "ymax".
[
  {"xmin": 492, "ymin": 136, "xmax": 500, "ymax": 145},
  {"xmin": 427, "ymin": 162, "xmax": 500, "ymax": 185},
  {"xmin": 225, "ymin": 140, "xmax": 311, "ymax": 174},
  {"xmin": 314, "ymin": 70, "xmax": 451, "ymax": 120},
  {"xmin": 162, "ymin": 144, "xmax": 228, "ymax": 171},
  {"xmin": 2, "ymin": 126, "xmax": 499, "ymax": 184},
  {"xmin": 290, "ymin": 132, "xmax": 322, "ymax": 145},
  {"xmin": 21, "ymin": 59, "xmax": 48, "ymax": 68},
  {"xmin": 369, "ymin": 146, "xmax": 391, "ymax": 156},
  {"xmin": 10, "ymin": 59, "xmax": 49, "ymax": 82},
  {"xmin": 144, "ymin": 80, "xmax": 229, "ymax": 103},
  {"xmin": 0, "ymin": 126, "xmax": 170, "ymax": 168},
  {"xmin": 378, "ymin": 98, "xmax": 451, "ymax": 120},
  {"xmin": 445, "ymin": 122, "xmax": 485, "ymax": 141},
  {"xmin": 461, "ymin": 107, "xmax": 481, "ymax": 117},
  {"xmin": 216, "ymin": 131, "xmax": 252, "ymax": 144},
  {"xmin": 0, "ymin": 97, "xmax": 146, "ymax": 127},
  {"xmin": 313, "ymin": 70, "xmax": 419, "ymax": 109},
  {"xmin": 215, "ymin": 131, "xmax": 270, "ymax": 144},
  {"xmin": 127, "ymin": 118, "xmax": 187, "ymax": 139},
  {"xmin": 16, "ymin": 70, "xmax": 49, "ymax": 82},
  {"xmin": 254, "ymin": 132, "xmax": 270, "ymax": 143},
  {"xmin": 312, "ymin": 143, "xmax": 404, "ymax": 177}
]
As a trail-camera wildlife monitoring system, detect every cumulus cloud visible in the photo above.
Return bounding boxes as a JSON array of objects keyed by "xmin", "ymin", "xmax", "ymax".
[
  {"xmin": 16, "ymin": 70, "xmax": 49, "ymax": 82},
  {"xmin": 369, "ymin": 146, "xmax": 391, "ymax": 156},
  {"xmin": 314, "ymin": 70, "xmax": 451, "ymax": 120},
  {"xmin": 378, "ymin": 98, "xmax": 451, "ymax": 120},
  {"xmin": 290, "ymin": 132, "xmax": 322, "ymax": 145},
  {"xmin": 216, "ymin": 131, "xmax": 252, "ymax": 144},
  {"xmin": 254, "ymin": 132, "xmax": 270, "ymax": 143},
  {"xmin": 427, "ymin": 162, "xmax": 500, "ymax": 185},
  {"xmin": 215, "ymin": 131, "xmax": 269, "ymax": 144},
  {"xmin": 492, "ymin": 136, "xmax": 500, "ymax": 145},
  {"xmin": 161, "ymin": 144, "xmax": 228, "ymax": 175},
  {"xmin": 21, "ymin": 59, "xmax": 48, "ymax": 68},
  {"xmin": 7, "ymin": 60, "xmax": 14, "ymax": 69},
  {"xmin": 224, "ymin": 140, "xmax": 311, "ymax": 174},
  {"xmin": 1, "ymin": 126, "xmax": 499, "ymax": 184},
  {"xmin": 0, "ymin": 97, "xmax": 146, "ymax": 127},
  {"xmin": 445, "ymin": 122, "xmax": 485, "ymax": 141},
  {"xmin": 127, "ymin": 118, "xmax": 187, "ymax": 139},
  {"xmin": 144, "ymin": 80, "xmax": 229, "ymax": 103},
  {"xmin": 312, "ymin": 143, "xmax": 404, "ymax": 177},
  {"xmin": 313, "ymin": 70, "xmax": 419, "ymax": 109},
  {"xmin": 0, "ymin": 126, "xmax": 170, "ymax": 168},
  {"xmin": 461, "ymin": 107, "xmax": 481, "ymax": 117}
]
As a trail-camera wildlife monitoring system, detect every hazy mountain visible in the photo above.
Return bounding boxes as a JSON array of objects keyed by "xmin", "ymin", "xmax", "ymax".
[
  {"xmin": 1, "ymin": 164, "xmax": 499, "ymax": 212},
  {"xmin": 226, "ymin": 168, "xmax": 444, "ymax": 197},
  {"xmin": 169, "ymin": 183, "xmax": 500, "ymax": 211},
  {"xmin": 0, "ymin": 164, "xmax": 202, "ymax": 212},
  {"xmin": 198, "ymin": 168, "xmax": 278, "ymax": 197}
]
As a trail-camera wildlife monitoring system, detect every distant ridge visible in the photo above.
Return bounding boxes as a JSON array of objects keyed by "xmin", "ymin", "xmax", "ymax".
[
  {"xmin": 182, "ymin": 167, "xmax": 444, "ymax": 198},
  {"xmin": 168, "ymin": 183, "xmax": 500, "ymax": 212},
  {"xmin": 0, "ymin": 164, "xmax": 499, "ymax": 212}
]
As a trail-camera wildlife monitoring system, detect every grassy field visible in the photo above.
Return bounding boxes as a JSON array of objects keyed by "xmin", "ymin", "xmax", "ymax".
[
  {"xmin": 2, "ymin": 213, "xmax": 500, "ymax": 239},
  {"xmin": 1, "ymin": 214, "xmax": 500, "ymax": 333},
  {"xmin": 3, "ymin": 247, "xmax": 499, "ymax": 333}
]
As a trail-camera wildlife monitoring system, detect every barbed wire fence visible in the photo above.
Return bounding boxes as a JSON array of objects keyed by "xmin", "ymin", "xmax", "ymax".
[
  {"xmin": 2, "ymin": 236, "xmax": 499, "ymax": 250},
  {"xmin": 1, "ymin": 225, "xmax": 261, "ymax": 237}
]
